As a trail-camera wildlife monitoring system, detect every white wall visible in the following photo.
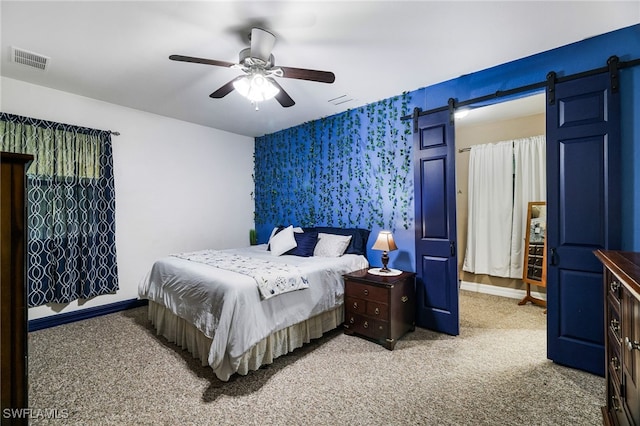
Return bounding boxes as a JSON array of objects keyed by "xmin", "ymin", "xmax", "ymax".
[{"xmin": 1, "ymin": 77, "xmax": 255, "ymax": 320}]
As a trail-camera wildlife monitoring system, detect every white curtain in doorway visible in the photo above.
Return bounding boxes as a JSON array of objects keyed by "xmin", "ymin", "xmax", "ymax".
[
  {"xmin": 510, "ymin": 136, "xmax": 546, "ymax": 278},
  {"xmin": 463, "ymin": 135, "xmax": 546, "ymax": 279},
  {"xmin": 462, "ymin": 141, "xmax": 514, "ymax": 277}
]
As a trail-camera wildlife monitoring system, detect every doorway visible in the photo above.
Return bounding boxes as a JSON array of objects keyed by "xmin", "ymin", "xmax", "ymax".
[{"xmin": 454, "ymin": 93, "xmax": 547, "ymax": 323}]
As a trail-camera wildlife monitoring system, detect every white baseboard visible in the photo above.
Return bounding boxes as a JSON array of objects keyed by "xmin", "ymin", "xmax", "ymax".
[{"xmin": 459, "ymin": 280, "xmax": 547, "ymax": 301}]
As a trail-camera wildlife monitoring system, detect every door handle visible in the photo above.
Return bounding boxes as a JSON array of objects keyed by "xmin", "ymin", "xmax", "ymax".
[
  {"xmin": 549, "ymin": 248, "xmax": 556, "ymax": 266},
  {"xmin": 450, "ymin": 241, "xmax": 456, "ymax": 257}
]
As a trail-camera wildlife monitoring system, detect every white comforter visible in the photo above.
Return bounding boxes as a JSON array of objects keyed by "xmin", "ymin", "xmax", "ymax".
[{"xmin": 138, "ymin": 244, "xmax": 368, "ymax": 379}]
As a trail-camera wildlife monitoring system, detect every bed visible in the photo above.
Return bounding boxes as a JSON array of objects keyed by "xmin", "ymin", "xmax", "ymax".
[{"xmin": 138, "ymin": 226, "xmax": 370, "ymax": 381}]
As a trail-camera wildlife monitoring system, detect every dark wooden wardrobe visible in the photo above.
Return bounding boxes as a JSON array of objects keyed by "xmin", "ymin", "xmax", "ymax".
[{"xmin": 1, "ymin": 152, "xmax": 32, "ymax": 425}]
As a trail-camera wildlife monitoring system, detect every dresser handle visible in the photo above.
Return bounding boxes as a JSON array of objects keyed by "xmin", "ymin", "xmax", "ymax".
[
  {"xmin": 374, "ymin": 307, "xmax": 380, "ymax": 315},
  {"xmin": 610, "ymin": 281, "xmax": 620, "ymax": 293},
  {"xmin": 363, "ymin": 321, "xmax": 368, "ymax": 329},
  {"xmin": 625, "ymin": 336, "xmax": 640, "ymax": 351},
  {"xmin": 610, "ymin": 319, "xmax": 620, "ymax": 333},
  {"xmin": 349, "ymin": 317, "xmax": 354, "ymax": 324},
  {"xmin": 612, "ymin": 395, "xmax": 622, "ymax": 412},
  {"xmin": 363, "ymin": 289, "xmax": 369, "ymax": 296},
  {"xmin": 401, "ymin": 296, "xmax": 408, "ymax": 303},
  {"xmin": 610, "ymin": 356, "xmax": 620, "ymax": 371},
  {"xmin": 353, "ymin": 302, "xmax": 359, "ymax": 310}
]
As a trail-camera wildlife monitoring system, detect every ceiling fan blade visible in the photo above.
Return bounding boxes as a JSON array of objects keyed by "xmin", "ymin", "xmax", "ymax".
[
  {"xmin": 169, "ymin": 55, "xmax": 236, "ymax": 68},
  {"xmin": 279, "ymin": 66, "xmax": 335, "ymax": 84},
  {"xmin": 210, "ymin": 77, "xmax": 243, "ymax": 99},
  {"xmin": 269, "ymin": 79, "xmax": 295, "ymax": 107},
  {"xmin": 250, "ymin": 28, "xmax": 276, "ymax": 62}
]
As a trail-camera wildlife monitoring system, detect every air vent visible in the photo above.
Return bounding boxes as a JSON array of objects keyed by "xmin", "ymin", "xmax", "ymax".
[
  {"xmin": 12, "ymin": 47, "xmax": 49, "ymax": 71},
  {"xmin": 328, "ymin": 95, "xmax": 355, "ymax": 106}
]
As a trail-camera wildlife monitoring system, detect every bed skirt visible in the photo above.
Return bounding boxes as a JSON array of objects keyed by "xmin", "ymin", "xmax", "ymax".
[{"xmin": 147, "ymin": 301, "xmax": 344, "ymax": 379}]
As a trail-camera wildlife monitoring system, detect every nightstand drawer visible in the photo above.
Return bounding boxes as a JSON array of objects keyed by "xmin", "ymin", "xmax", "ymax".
[
  {"xmin": 366, "ymin": 300, "xmax": 388, "ymax": 318},
  {"xmin": 345, "ymin": 281, "xmax": 388, "ymax": 303},
  {"xmin": 346, "ymin": 313, "xmax": 388, "ymax": 340},
  {"xmin": 346, "ymin": 296, "xmax": 365, "ymax": 314},
  {"xmin": 345, "ymin": 296, "xmax": 389, "ymax": 319}
]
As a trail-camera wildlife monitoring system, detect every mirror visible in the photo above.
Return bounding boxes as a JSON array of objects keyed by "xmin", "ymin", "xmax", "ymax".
[{"xmin": 519, "ymin": 201, "xmax": 547, "ymax": 308}]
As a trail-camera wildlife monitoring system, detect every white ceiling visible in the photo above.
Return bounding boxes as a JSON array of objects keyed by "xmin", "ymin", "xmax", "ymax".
[{"xmin": 1, "ymin": 1, "xmax": 638, "ymax": 137}]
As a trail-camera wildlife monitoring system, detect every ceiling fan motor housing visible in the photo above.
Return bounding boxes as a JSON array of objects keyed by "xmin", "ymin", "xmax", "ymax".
[{"xmin": 239, "ymin": 47, "xmax": 274, "ymax": 68}]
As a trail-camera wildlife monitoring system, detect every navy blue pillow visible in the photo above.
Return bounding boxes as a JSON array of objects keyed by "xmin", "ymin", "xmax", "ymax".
[
  {"xmin": 312, "ymin": 227, "xmax": 370, "ymax": 256},
  {"xmin": 286, "ymin": 230, "xmax": 319, "ymax": 257}
]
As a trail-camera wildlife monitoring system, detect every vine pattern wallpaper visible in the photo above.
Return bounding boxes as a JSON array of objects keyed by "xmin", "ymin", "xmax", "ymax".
[{"xmin": 254, "ymin": 92, "xmax": 414, "ymax": 243}]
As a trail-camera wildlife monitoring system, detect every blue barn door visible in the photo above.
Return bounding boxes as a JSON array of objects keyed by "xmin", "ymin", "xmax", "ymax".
[
  {"xmin": 546, "ymin": 64, "xmax": 621, "ymax": 376},
  {"xmin": 413, "ymin": 105, "xmax": 459, "ymax": 336}
]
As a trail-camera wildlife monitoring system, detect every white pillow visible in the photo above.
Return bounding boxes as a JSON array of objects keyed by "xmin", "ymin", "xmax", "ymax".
[
  {"xmin": 313, "ymin": 233, "xmax": 352, "ymax": 257},
  {"xmin": 267, "ymin": 226, "xmax": 302, "ymax": 246},
  {"xmin": 269, "ymin": 225, "xmax": 298, "ymax": 256},
  {"xmin": 267, "ymin": 226, "xmax": 280, "ymax": 244}
]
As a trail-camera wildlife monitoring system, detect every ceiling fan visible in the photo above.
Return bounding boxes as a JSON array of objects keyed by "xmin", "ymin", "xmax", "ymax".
[{"xmin": 169, "ymin": 28, "xmax": 335, "ymax": 108}]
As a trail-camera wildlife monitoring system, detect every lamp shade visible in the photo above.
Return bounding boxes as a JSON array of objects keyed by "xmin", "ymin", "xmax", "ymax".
[{"xmin": 372, "ymin": 230, "xmax": 398, "ymax": 252}]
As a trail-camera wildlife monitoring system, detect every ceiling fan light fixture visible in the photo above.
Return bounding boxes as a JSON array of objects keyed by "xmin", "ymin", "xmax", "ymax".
[{"xmin": 233, "ymin": 72, "xmax": 280, "ymax": 103}]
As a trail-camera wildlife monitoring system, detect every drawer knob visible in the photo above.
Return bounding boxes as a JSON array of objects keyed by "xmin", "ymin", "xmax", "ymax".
[
  {"xmin": 625, "ymin": 337, "xmax": 640, "ymax": 352},
  {"xmin": 353, "ymin": 302, "xmax": 359, "ymax": 310},
  {"xmin": 363, "ymin": 321, "xmax": 369, "ymax": 329},
  {"xmin": 401, "ymin": 296, "xmax": 409, "ymax": 303},
  {"xmin": 374, "ymin": 307, "xmax": 380, "ymax": 315},
  {"xmin": 349, "ymin": 317, "xmax": 354, "ymax": 324},
  {"xmin": 363, "ymin": 289, "xmax": 369, "ymax": 296}
]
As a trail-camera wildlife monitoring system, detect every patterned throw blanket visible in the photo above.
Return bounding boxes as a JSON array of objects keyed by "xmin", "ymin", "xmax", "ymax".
[{"xmin": 171, "ymin": 250, "xmax": 309, "ymax": 300}]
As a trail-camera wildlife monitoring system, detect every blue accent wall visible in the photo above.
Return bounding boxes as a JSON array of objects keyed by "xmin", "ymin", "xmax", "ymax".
[
  {"xmin": 254, "ymin": 93, "xmax": 422, "ymax": 271},
  {"xmin": 255, "ymin": 24, "xmax": 640, "ymax": 269}
]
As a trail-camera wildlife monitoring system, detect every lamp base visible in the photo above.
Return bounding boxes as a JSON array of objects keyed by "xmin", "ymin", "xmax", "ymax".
[{"xmin": 367, "ymin": 268, "xmax": 402, "ymax": 276}]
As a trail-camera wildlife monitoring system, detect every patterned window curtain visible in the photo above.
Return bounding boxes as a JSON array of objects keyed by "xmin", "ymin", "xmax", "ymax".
[{"xmin": 0, "ymin": 113, "xmax": 118, "ymax": 306}]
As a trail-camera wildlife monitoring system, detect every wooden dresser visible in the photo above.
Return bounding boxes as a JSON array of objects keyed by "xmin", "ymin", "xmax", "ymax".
[
  {"xmin": 595, "ymin": 250, "xmax": 640, "ymax": 426},
  {"xmin": 1, "ymin": 152, "xmax": 32, "ymax": 425},
  {"xmin": 343, "ymin": 269, "xmax": 415, "ymax": 350}
]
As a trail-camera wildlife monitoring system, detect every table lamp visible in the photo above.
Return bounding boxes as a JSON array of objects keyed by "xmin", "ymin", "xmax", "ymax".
[{"xmin": 371, "ymin": 230, "xmax": 398, "ymax": 273}]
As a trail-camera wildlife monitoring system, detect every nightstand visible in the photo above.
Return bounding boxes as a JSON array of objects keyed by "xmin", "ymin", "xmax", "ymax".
[{"xmin": 343, "ymin": 268, "xmax": 416, "ymax": 350}]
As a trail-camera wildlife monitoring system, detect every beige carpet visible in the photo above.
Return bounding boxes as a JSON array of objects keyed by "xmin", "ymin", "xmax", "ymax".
[{"xmin": 28, "ymin": 290, "xmax": 604, "ymax": 425}]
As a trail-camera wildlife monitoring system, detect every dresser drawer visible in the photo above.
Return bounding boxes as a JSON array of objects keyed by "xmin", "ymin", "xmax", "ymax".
[
  {"xmin": 608, "ymin": 273, "xmax": 623, "ymax": 305},
  {"xmin": 607, "ymin": 380, "xmax": 631, "ymax": 426},
  {"xmin": 607, "ymin": 329, "xmax": 623, "ymax": 388},
  {"xmin": 608, "ymin": 301, "xmax": 622, "ymax": 343},
  {"xmin": 345, "ymin": 280, "xmax": 389, "ymax": 303}
]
